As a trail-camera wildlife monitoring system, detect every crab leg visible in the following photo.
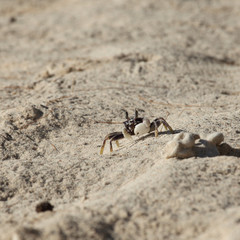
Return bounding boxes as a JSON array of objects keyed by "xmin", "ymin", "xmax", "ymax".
[
  {"xmin": 100, "ymin": 132, "xmax": 119, "ymax": 155},
  {"xmin": 100, "ymin": 132, "xmax": 124, "ymax": 154},
  {"xmin": 151, "ymin": 117, "xmax": 174, "ymax": 137},
  {"xmin": 100, "ymin": 139, "xmax": 107, "ymax": 155},
  {"xmin": 154, "ymin": 121, "xmax": 159, "ymax": 137},
  {"xmin": 115, "ymin": 140, "xmax": 120, "ymax": 147},
  {"xmin": 161, "ymin": 118, "xmax": 174, "ymax": 133},
  {"xmin": 109, "ymin": 133, "xmax": 124, "ymax": 152}
]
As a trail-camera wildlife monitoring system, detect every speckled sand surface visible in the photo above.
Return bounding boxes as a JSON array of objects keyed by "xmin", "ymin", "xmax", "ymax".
[{"xmin": 0, "ymin": 0, "xmax": 240, "ymax": 239}]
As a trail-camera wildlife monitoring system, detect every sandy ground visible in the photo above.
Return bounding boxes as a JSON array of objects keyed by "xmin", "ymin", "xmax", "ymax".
[{"xmin": 0, "ymin": 0, "xmax": 240, "ymax": 239}]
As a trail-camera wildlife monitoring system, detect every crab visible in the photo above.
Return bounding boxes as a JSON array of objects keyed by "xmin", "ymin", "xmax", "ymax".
[{"xmin": 100, "ymin": 109, "xmax": 174, "ymax": 154}]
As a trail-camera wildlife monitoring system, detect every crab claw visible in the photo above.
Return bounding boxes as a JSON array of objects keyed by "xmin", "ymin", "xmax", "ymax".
[{"xmin": 134, "ymin": 118, "xmax": 150, "ymax": 136}]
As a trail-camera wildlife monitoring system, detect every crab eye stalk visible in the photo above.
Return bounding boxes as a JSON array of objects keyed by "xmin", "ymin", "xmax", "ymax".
[
  {"xmin": 135, "ymin": 109, "xmax": 138, "ymax": 118},
  {"xmin": 121, "ymin": 109, "xmax": 129, "ymax": 120}
]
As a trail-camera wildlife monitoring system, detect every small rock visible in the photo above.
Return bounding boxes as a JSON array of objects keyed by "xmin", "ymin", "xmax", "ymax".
[
  {"xmin": 35, "ymin": 201, "xmax": 54, "ymax": 213},
  {"xmin": 173, "ymin": 132, "xmax": 200, "ymax": 148},
  {"xmin": 163, "ymin": 132, "xmax": 199, "ymax": 159},
  {"xmin": 162, "ymin": 132, "xmax": 230, "ymax": 159},
  {"xmin": 9, "ymin": 17, "xmax": 17, "ymax": 23},
  {"xmin": 206, "ymin": 132, "xmax": 224, "ymax": 145}
]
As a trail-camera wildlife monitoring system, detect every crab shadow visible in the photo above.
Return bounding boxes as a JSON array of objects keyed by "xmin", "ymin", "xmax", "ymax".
[
  {"xmin": 225, "ymin": 147, "xmax": 240, "ymax": 157},
  {"xmin": 135, "ymin": 129, "xmax": 182, "ymax": 143},
  {"xmin": 194, "ymin": 139, "xmax": 240, "ymax": 158},
  {"xmin": 136, "ymin": 131, "xmax": 240, "ymax": 158}
]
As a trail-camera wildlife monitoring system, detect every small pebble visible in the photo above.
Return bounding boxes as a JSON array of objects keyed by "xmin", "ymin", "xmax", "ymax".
[
  {"xmin": 9, "ymin": 17, "xmax": 17, "ymax": 23},
  {"xmin": 35, "ymin": 201, "xmax": 54, "ymax": 213},
  {"xmin": 206, "ymin": 132, "xmax": 224, "ymax": 145}
]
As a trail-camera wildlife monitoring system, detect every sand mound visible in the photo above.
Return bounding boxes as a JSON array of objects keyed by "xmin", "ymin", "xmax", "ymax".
[{"xmin": 1, "ymin": 0, "xmax": 240, "ymax": 239}]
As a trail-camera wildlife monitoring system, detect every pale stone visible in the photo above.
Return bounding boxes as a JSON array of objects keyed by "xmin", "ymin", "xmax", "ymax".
[{"xmin": 206, "ymin": 132, "xmax": 224, "ymax": 145}]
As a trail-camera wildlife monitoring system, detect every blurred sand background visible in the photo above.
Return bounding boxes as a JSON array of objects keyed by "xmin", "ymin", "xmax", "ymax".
[{"xmin": 0, "ymin": 0, "xmax": 240, "ymax": 239}]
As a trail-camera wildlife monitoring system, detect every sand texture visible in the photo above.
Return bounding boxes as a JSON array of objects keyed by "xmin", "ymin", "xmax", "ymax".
[{"xmin": 1, "ymin": 0, "xmax": 240, "ymax": 239}]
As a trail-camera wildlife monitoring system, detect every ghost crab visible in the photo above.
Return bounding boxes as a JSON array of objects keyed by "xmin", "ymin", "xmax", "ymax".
[{"xmin": 100, "ymin": 109, "xmax": 174, "ymax": 154}]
